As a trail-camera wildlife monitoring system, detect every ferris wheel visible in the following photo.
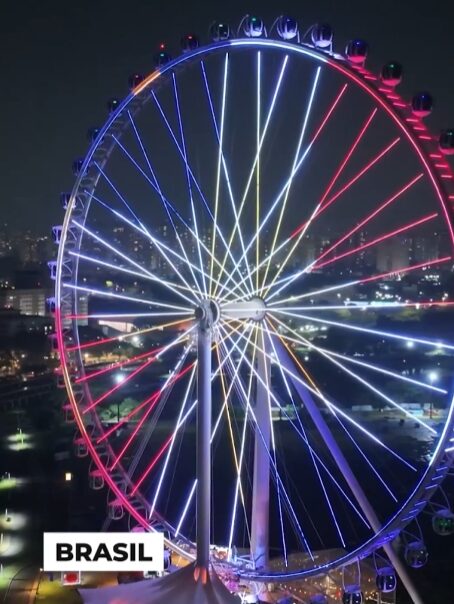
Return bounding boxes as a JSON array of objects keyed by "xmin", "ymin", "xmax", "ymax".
[{"xmin": 52, "ymin": 14, "xmax": 454, "ymax": 604}]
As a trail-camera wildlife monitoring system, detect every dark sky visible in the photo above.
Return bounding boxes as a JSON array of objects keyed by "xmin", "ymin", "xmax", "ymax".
[{"xmin": 1, "ymin": 0, "xmax": 453, "ymax": 232}]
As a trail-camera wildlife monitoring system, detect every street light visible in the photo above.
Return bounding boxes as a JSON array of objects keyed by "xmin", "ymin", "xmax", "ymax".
[{"xmin": 114, "ymin": 373, "xmax": 125, "ymax": 385}]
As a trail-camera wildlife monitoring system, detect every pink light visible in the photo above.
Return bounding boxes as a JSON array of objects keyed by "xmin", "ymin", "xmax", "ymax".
[
  {"xmin": 310, "ymin": 173, "xmax": 424, "ymax": 266},
  {"xmin": 131, "ymin": 435, "xmax": 173, "ymax": 496},
  {"xmin": 358, "ymin": 255, "xmax": 452, "ymax": 285},
  {"xmin": 76, "ymin": 347, "xmax": 164, "ymax": 383},
  {"xmin": 322, "ymin": 137, "xmax": 401, "ymax": 211},
  {"xmin": 321, "ymin": 51, "xmax": 454, "ymax": 251},
  {"xmin": 109, "ymin": 361, "xmax": 195, "ymax": 470},
  {"xmin": 97, "ymin": 393, "xmax": 160, "ymax": 444},
  {"xmin": 67, "ymin": 332, "xmax": 139, "ymax": 352},
  {"xmin": 313, "ymin": 212, "xmax": 438, "ymax": 270},
  {"xmin": 316, "ymin": 84, "xmax": 347, "ymax": 136},
  {"xmin": 83, "ymin": 355, "xmax": 158, "ymax": 413},
  {"xmin": 290, "ymin": 137, "xmax": 402, "ymax": 241},
  {"xmin": 318, "ymin": 108, "xmax": 377, "ymax": 209}
]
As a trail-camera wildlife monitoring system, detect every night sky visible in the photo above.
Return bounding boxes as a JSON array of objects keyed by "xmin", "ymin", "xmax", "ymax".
[{"xmin": 1, "ymin": 0, "xmax": 453, "ymax": 232}]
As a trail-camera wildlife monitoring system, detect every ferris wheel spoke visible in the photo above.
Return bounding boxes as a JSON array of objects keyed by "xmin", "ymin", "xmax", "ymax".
[
  {"xmin": 217, "ymin": 327, "xmax": 258, "ymax": 548},
  {"xmin": 69, "ymin": 250, "xmax": 197, "ymax": 305},
  {"xmin": 221, "ymin": 335, "xmax": 290, "ymax": 560},
  {"xmin": 260, "ymin": 66, "xmax": 322, "ymax": 294},
  {"xmin": 268, "ymin": 254, "xmax": 452, "ymax": 307},
  {"xmin": 115, "ymin": 326, "xmax": 246, "ymax": 486},
  {"xmin": 271, "ymin": 323, "xmax": 399, "ymax": 506},
  {"xmin": 200, "ymin": 56, "xmax": 251, "ymax": 296},
  {"xmin": 77, "ymin": 344, "xmax": 170, "ymax": 384},
  {"xmin": 218, "ymin": 324, "xmax": 314, "ymax": 558},
  {"xmin": 98, "ymin": 355, "xmax": 195, "ymax": 446},
  {"xmin": 141, "ymin": 320, "xmax": 253, "ymax": 516},
  {"xmin": 266, "ymin": 319, "xmax": 447, "ymax": 395},
  {"xmin": 69, "ymin": 318, "xmax": 188, "ymax": 356},
  {"xmin": 91, "ymin": 183, "xmax": 247, "ymax": 300},
  {"xmin": 149, "ymin": 365, "xmax": 197, "ymax": 517},
  {"xmin": 232, "ymin": 321, "xmax": 417, "ymax": 474},
  {"xmin": 272, "ymin": 300, "xmax": 454, "ymax": 315},
  {"xmin": 222, "ymin": 322, "xmax": 371, "ymax": 530},
  {"xmin": 265, "ymin": 136, "xmax": 402, "ymax": 302},
  {"xmin": 269, "ymin": 329, "xmax": 418, "ymax": 472},
  {"xmin": 84, "ymin": 191, "xmax": 205, "ymax": 300},
  {"xmin": 255, "ymin": 51, "xmax": 261, "ymax": 292},
  {"xmin": 214, "ymin": 55, "xmax": 290, "ymax": 300},
  {"xmin": 216, "ymin": 338, "xmax": 255, "ymax": 550},
  {"xmin": 262, "ymin": 107, "xmax": 378, "ymax": 298},
  {"xmin": 199, "ymin": 64, "xmax": 253, "ymax": 302},
  {"xmin": 151, "ymin": 90, "xmax": 247, "ymax": 292},
  {"xmin": 93, "ymin": 162, "xmax": 145, "ymax": 228},
  {"xmin": 63, "ymin": 282, "xmax": 191, "ymax": 313},
  {"xmin": 83, "ymin": 197, "xmax": 216, "ymax": 301},
  {"xmin": 82, "ymin": 324, "xmax": 194, "ymax": 414},
  {"xmin": 264, "ymin": 322, "xmax": 348, "ymax": 547},
  {"xmin": 313, "ymin": 211, "xmax": 438, "ymax": 271},
  {"xmin": 130, "ymin": 320, "xmax": 252, "ymax": 500},
  {"xmin": 66, "ymin": 311, "xmax": 191, "ymax": 320},
  {"xmin": 111, "ymin": 347, "xmax": 192, "ymax": 473},
  {"xmin": 217, "ymin": 82, "xmax": 348, "ymax": 303},
  {"xmin": 201, "ymin": 56, "xmax": 229, "ymax": 297},
  {"xmin": 269, "ymin": 306, "xmax": 454, "ymax": 352},
  {"xmin": 71, "ymin": 216, "xmax": 197, "ymax": 305},
  {"xmin": 333, "ymin": 411, "xmax": 398, "ymax": 502},
  {"xmin": 127, "ymin": 110, "xmax": 205, "ymax": 295},
  {"xmin": 173, "ymin": 321, "xmax": 254, "ymax": 537},
  {"xmin": 269, "ymin": 315, "xmax": 437, "ymax": 435},
  {"xmin": 171, "ymin": 72, "xmax": 208, "ymax": 297},
  {"xmin": 304, "ymin": 173, "xmax": 425, "ymax": 272}
]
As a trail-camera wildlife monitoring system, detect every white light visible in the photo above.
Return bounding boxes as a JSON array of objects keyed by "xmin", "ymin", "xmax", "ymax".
[
  {"xmin": 428, "ymin": 371, "xmax": 438, "ymax": 383},
  {"xmin": 406, "ymin": 340, "xmax": 415, "ymax": 349},
  {"xmin": 114, "ymin": 373, "xmax": 126, "ymax": 385}
]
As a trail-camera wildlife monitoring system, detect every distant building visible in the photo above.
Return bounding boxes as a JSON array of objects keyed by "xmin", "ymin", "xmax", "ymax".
[{"xmin": 0, "ymin": 288, "xmax": 52, "ymax": 316}]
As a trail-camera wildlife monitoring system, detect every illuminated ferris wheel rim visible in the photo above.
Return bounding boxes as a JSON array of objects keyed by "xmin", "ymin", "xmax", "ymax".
[{"xmin": 54, "ymin": 31, "xmax": 454, "ymax": 585}]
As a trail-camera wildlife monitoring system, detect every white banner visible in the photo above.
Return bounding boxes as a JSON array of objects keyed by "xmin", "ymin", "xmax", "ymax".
[{"xmin": 43, "ymin": 532, "xmax": 164, "ymax": 572}]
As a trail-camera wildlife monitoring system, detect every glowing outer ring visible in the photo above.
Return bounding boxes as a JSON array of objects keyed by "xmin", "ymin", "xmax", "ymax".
[{"xmin": 55, "ymin": 37, "xmax": 454, "ymax": 579}]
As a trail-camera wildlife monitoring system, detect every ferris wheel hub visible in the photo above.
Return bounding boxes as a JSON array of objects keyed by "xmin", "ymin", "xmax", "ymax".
[
  {"xmin": 195, "ymin": 299, "xmax": 221, "ymax": 331},
  {"xmin": 221, "ymin": 297, "xmax": 267, "ymax": 322}
]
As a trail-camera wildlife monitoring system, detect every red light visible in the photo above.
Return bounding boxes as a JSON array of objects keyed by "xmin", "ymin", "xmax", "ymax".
[
  {"xmin": 159, "ymin": 43, "xmax": 165, "ymax": 50},
  {"xmin": 188, "ymin": 35, "xmax": 193, "ymax": 40}
]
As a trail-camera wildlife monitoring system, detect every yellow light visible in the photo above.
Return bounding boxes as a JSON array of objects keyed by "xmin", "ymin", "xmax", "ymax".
[{"xmin": 65, "ymin": 472, "xmax": 72, "ymax": 482}]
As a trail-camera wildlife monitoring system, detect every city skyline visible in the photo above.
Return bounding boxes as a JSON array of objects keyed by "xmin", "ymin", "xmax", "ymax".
[{"xmin": 1, "ymin": 0, "xmax": 454, "ymax": 231}]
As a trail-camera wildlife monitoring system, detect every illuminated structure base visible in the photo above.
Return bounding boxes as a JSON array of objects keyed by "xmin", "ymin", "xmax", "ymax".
[{"xmin": 79, "ymin": 563, "xmax": 239, "ymax": 604}]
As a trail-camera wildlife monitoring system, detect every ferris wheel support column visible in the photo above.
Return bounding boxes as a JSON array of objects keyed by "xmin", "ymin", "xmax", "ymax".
[
  {"xmin": 273, "ymin": 337, "xmax": 425, "ymax": 604},
  {"xmin": 195, "ymin": 301, "xmax": 217, "ymax": 573},
  {"xmin": 251, "ymin": 328, "xmax": 271, "ymax": 570}
]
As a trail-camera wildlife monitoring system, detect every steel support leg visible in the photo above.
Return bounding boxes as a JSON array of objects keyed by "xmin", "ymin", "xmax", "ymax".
[
  {"xmin": 274, "ymin": 337, "xmax": 424, "ymax": 604},
  {"xmin": 251, "ymin": 330, "xmax": 271, "ymax": 570},
  {"xmin": 196, "ymin": 322, "xmax": 212, "ymax": 570}
]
